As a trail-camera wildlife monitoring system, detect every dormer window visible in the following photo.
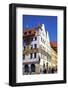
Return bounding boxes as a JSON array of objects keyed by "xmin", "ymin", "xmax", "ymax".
[{"xmin": 29, "ymin": 31, "xmax": 31, "ymax": 34}]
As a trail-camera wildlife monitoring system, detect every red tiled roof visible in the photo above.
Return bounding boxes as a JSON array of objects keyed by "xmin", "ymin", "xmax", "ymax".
[
  {"xmin": 23, "ymin": 28, "xmax": 36, "ymax": 37},
  {"xmin": 50, "ymin": 42, "xmax": 57, "ymax": 48},
  {"xmin": 23, "ymin": 28, "xmax": 36, "ymax": 33},
  {"xmin": 50, "ymin": 42, "xmax": 57, "ymax": 52}
]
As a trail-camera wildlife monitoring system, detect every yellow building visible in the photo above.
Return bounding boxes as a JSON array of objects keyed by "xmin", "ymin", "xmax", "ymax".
[{"xmin": 51, "ymin": 47, "xmax": 57, "ymax": 72}]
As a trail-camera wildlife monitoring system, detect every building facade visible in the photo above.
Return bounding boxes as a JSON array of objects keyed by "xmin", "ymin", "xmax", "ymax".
[
  {"xmin": 23, "ymin": 24, "xmax": 57, "ymax": 75},
  {"xmin": 50, "ymin": 46, "xmax": 57, "ymax": 73}
]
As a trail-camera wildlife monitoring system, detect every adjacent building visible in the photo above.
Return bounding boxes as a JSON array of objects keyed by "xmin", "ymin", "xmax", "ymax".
[{"xmin": 50, "ymin": 42, "xmax": 57, "ymax": 73}]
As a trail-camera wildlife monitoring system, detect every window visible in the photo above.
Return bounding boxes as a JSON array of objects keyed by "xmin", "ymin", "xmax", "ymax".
[
  {"xmin": 34, "ymin": 52, "xmax": 36, "ymax": 58},
  {"xmin": 23, "ymin": 54, "xmax": 25, "ymax": 60},
  {"xmin": 31, "ymin": 64, "xmax": 35, "ymax": 72},
  {"xmin": 30, "ymin": 38, "xmax": 33, "ymax": 41},
  {"xmin": 30, "ymin": 53, "xmax": 33, "ymax": 59},
  {"xmin": 41, "ymin": 37, "xmax": 45, "ymax": 44},
  {"xmin": 34, "ymin": 44, "xmax": 37, "ymax": 48},
  {"xmin": 35, "ymin": 37, "xmax": 37, "ymax": 40},
  {"xmin": 41, "ymin": 37, "xmax": 42, "ymax": 41},
  {"xmin": 31, "ymin": 45, "xmax": 33, "ymax": 49},
  {"xmin": 29, "ymin": 31, "xmax": 31, "ymax": 34},
  {"xmin": 24, "ymin": 65, "xmax": 29, "ymax": 73},
  {"xmin": 24, "ymin": 46, "xmax": 25, "ymax": 50},
  {"xmin": 23, "ymin": 39, "xmax": 26, "ymax": 43},
  {"xmin": 39, "ymin": 56, "xmax": 40, "ymax": 62}
]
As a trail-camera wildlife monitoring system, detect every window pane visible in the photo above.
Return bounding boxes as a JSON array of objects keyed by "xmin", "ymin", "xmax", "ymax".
[
  {"xmin": 34, "ymin": 52, "xmax": 36, "ymax": 58},
  {"xmin": 24, "ymin": 46, "xmax": 25, "ymax": 49},
  {"xmin": 35, "ymin": 37, "xmax": 37, "ymax": 40},
  {"xmin": 30, "ymin": 38, "xmax": 33, "ymax": 41},
  {"xmin": 30, "ymin": 53, "xmax": 32, "ymax": 59},
  {"xmin": 34, "ymin": 44, "xmax": 37, "ymax": 48},
  {"xmin": 31, "ymin": 45, "xmax": 33, "ymax": 49},
  {"xmin": 23, "ymin": 54, "xmax": 25, "ymax": 60}
]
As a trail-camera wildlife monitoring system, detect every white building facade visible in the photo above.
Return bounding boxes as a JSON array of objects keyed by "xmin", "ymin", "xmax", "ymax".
[{"xmin": 23, "ymin": 24, "xmax": 52, "ymax": 75}]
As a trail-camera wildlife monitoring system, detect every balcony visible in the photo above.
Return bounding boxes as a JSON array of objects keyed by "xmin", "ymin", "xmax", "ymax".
[{"xmin": 23, "ymin": 48, "xmax": 39, "ymax": 55}]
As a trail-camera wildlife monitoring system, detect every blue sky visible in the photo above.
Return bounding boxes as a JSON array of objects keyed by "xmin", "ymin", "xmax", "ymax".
[{"xmin": 23, "ymin": 15, "xmax": 57, "ymax": 42}]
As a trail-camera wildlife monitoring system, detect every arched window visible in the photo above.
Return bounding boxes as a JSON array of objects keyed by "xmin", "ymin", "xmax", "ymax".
[
  {"xmin": 24, "ymin": 64, "xmax": 29, "ymax": 73},
  {"xmin": 31, "ymin": 64, "xmax": 35, "ymax": 72}
]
